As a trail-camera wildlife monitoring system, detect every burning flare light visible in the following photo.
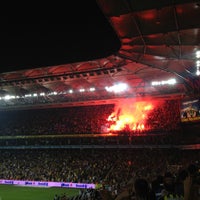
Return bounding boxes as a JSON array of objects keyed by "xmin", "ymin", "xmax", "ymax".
[{"xmin": 107, "ymin": 99, "xmax": 154, "ymax": 132}]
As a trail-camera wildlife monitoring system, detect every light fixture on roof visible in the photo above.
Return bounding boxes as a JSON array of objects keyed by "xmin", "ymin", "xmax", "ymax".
[
  {"xmin": 196, "ymin": 68, "xmax": 200, "ymax": 76},
  {"xmin": 151, "ymin": 78, "xmax": 176, "ymax": 86},
  {"xmin": 196, "ymin": 51, "xmax": 200, "ymax": 58},
  {"xmin": 196, "ymin": 51, "xmax": 200, "ymax": 76},
  {"xmin": 105, "ymin": 83, "xmax": 128, "ymax": 93},
  {"xmin": 89, "ymin": 87, "xmax": 95, "ymax": 91},
  {"xmin": 196, "ymin": 60, "xmax": 200, "ymax": 67},
  {"xmin": 79, "ymin": 88, "xmax": 85, "ymax": 92}
]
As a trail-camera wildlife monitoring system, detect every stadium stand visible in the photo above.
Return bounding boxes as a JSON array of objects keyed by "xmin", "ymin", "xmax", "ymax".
[{"xmin": 0, "ymin": 1, "xmax": 199, "ymax": 200}]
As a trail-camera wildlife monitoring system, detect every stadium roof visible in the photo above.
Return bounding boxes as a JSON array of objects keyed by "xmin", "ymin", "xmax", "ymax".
[{"xmin": 0, "ymin": 0, "xmax": 200, "ymax": 110}]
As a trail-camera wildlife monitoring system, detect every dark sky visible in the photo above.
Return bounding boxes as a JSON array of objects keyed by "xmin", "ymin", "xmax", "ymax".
[{"xmin": 0, "ymin": 1, "xmax": 121, "ymax": 73}]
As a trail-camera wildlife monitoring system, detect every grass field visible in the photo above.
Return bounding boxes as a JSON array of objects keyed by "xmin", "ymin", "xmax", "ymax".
[{"xmin": 0, "ymin": 185, "xmax": 79, "ymax": 200}]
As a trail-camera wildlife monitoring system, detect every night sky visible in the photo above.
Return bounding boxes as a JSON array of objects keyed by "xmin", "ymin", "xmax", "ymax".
[{"xmin": 0, "ymin": 1, "xmax": 120, "ymax": 73}]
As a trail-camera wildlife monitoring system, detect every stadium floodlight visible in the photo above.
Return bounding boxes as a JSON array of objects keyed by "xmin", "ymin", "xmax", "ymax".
[
  {"xmin": 151, "ymin": 78, "xmax": 176, "ymax": 86},
  {"xmin": 196, "ymin": 57, "xmax": 200, "ymax": 75},
  {"xmin": 196, "ymin": 68, "xmax": 200, "ymax": 76},
  {"xmin": 4, "ymin": 95, "xmax": 15, "ymax": 100},
  {"xmin": 49, "ymin": 91, "xmax": 57, "ymax": 95},
  {"xmin": 79, "ymin": 88, "xmax": 85, "ymax": 92},
  {"xmin": 196, "ymin": 63, "xmax": 200, "ymax": 76},
  {"xmin": 25, "ymin": 94, "xmax": 32, "ymax": 97},
  {"xmin": 167, "ymin": 78, "xmax": 176, "ymax": 85},
  {"xmin": 105, "ymin": 83, "xmax": 128, "ymax": 93},
  {"xmin": 196, "ymin": 60, "xmax": 200, "ymax": 67},
  {"xmin": 89, "ymin": 87, "xmax": 95, "ymax": 91},
  {"xmin": 196, "ymin": 51, "xmax": 200, "ymax": 58}
]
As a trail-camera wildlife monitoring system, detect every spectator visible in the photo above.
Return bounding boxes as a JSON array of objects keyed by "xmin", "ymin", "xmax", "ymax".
[{"xmin": 115, "ymin": 178, "xmax": 156, "ymax": 200}]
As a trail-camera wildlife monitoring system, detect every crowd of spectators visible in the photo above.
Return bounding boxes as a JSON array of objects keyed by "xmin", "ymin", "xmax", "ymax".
[
  {"xmin": 0, "ymin": 104, "xmax": 114, "ymax": 136},
  {"xmin": 0, "ymin": 99, "xmax": 181, "ymax": 136},
  {"xmin": 0, "ymin": 99, "xmax": 199, "ymax": 199},
  {"xmin": 0, "ymin": 99, "xmax": 199, "ymax": 147},
  {"xmin": 0, "ymin": 148, "xmax": 199, "ymax": 199}
]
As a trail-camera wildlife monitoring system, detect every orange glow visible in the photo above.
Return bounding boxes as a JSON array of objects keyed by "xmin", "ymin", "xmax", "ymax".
[{"xmin": 107, "ymin": 99, "xmax": 154, "ymax": 132}]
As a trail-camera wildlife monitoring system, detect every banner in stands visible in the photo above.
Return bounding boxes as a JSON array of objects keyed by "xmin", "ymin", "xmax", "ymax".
[
  {"xmin": 0, "ymin": 179, "xmax": 95, "ymax": 189},
  {"xmin": 180, "ymin": 99, "xmax": 200, "ymax": 122}
]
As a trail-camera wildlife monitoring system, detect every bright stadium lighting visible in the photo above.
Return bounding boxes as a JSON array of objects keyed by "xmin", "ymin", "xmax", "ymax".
[
  {"xmin": 196, "ymin": 68, "xmax": 200, "ymax": 76},
  {"xmin": 105, "ymin": 83, "xmax": 128, "ymax": 93},
  {"xmin": 196, "ymin": 60, "xmax": 200, "ymax": 67},
  {"xmin": 151, "ymin": 81, "xmax": 159, "ymax": 86},
  {"xmin": 4, "ymin": 95, "xmax": 15, "ymax": 100},
  {"xmin": 25, "ymin": 94, "xmax": 32, "ymax": 97},
  {"xmin": 151, "ymin": 78, "xmax": 176, "ymax": 86},
  {"xmin": 79, "ymin": 88, "xmax": 85, "ymax": 92},
  {"xmin": 167, "ymin": 78, "xmax": 176, "ymax": 85},
  {"xmin": 196, "ymin": 64, "xmax": 200, "ymax": 76},
  {"xmin": 89, "ymin": 87, "xmax": 95, "ymax": 91},
  {"xmin": 196, "ymin": 50, "xmax": 200, "ymax": 58},
  {"xmin": 196, "ymin": 52, "xmax": 200, "ymax": 75}
]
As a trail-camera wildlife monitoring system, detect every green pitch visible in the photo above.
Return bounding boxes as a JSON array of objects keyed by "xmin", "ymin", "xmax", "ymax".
[{"xmin": 0, "ymin": 185, "xmax": 79, "ymax": 200}]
